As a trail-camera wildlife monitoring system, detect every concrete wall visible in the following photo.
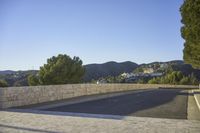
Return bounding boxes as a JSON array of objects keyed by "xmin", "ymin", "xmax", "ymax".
[{"xmin": 0, "ymin": 84, "xmax": 198, "ymax": 109}]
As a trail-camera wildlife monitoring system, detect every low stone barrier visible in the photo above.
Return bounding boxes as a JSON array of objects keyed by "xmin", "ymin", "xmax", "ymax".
[{"xmin": 0, "ymin": 84, "xmax": 198, "ymax": 109}]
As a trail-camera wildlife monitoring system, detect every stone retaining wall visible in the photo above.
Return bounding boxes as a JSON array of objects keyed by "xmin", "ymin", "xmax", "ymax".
[{"xmin": 0, "ymin": 84, "xmax": 198, "ymax": 109}]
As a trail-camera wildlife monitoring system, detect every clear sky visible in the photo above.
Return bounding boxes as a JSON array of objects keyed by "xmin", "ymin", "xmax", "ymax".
[{"xmin": 0, "ymin": 0, "xmax": 184, "ymax": 70}]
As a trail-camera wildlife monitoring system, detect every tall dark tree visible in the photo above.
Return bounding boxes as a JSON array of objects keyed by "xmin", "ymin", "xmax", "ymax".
[
  {"xmin": 39, "ymin": 54, "xmax": 85, "ymax": 85},
  {"xmin": 180, "ymin": 0, "xmax": 200, "ymax": 69}
]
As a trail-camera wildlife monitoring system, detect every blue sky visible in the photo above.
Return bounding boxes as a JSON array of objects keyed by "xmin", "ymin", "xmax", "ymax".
[{"xmin": 0, "ymin": 0, "xmax": 184, "ymax": 70}]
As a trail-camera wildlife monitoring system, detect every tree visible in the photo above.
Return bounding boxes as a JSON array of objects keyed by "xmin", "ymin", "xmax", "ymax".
[
  {"xmin": 180, "ymin": 77, "xmax": 190, "ymax": 85},
  {"xmin": 180, "ymin": 0, "xmax": 200, "ymax": 69},
  {"xmin": 28, "ymin": 74, "xmax": 39, "ymax": 86},
  {"xmin": 189, "ymin": 73, "xmax": 199, "ymax": 85},
  {"xmin": 0, "ymin": 80, "xmax": 8, "ymax": 87},
  {"xmin": 179, "ymin": 73, "xmax": 198, "ymax": 85},
  {"xmin": 39, "ymin": 54, "xmax": 85, "ymax": 85},
  {"xmin": 148, "ymin": 71, "xmax": 198, "ymax": 85},
  {"xmin": 133, "ymin": 67, "xmax": 143, "ymax": 73},
  {"xmin": 148, "ymin": 78, "xmax": 160, "ymax": 84},
  {"xmin": 169, "ymin": 71, "xmax": 184, "ymax": 84}
]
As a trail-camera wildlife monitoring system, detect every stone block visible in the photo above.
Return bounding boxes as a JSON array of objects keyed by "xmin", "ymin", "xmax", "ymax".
[{"xmin": 62, "ymin": 92, "xmax": 74, "ymax": 99}]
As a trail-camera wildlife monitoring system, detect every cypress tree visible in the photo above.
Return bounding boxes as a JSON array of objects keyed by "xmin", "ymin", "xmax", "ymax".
[{"xmin": 180, "ymin": 0, "xmax": 200, "ymax": 69}]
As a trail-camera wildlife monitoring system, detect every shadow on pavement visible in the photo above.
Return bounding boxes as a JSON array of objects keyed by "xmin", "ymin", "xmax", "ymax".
[{"xmin": 5, "ymin": 88, "xmax": 189, "ymax": 120}]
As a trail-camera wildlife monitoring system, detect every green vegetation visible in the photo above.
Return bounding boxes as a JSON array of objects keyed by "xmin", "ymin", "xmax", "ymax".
[
  {"xmin": 1, "ymin": 60, "xmax": 200, "ymax": 86},
  {"xmin": 99, "ymin": 63, "xmax": 199, "ymax": 85},
  {"xmin": 28, "ymin": 54, "xmax": 85, "ymax": 85},
  {"xmin": 180, "ymin": 0, "xmax": 200, "ymax": 69},
  {"xmin": 28, "ymin": 74, "xmax": 39, "ymax": 86},
  {"xmin": 148, "ymin": 71, "xmax": 198, "ymax": 85},
  {"xmin": 84, "ymin": 61, "xmax": 138, "ymax": 82},
  {"xmin": 0, "ymin": 71, "xmax": 37, "ymax": 87},
  {"xmin": 0, "ymin": 80, "xmax": 8, "ymax": 87},
  {"xmin": 133, "ymin": 67, "xmax": 143, "ymax": 73},
  {"xmin": 104, "ymin": 75, "xmax": 124, "ymax": 83}
]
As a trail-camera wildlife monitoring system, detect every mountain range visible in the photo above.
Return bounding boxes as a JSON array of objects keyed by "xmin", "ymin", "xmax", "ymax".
[{"xmin": 1, "ymin": 60, "xmax": 200, "ymax": 86}]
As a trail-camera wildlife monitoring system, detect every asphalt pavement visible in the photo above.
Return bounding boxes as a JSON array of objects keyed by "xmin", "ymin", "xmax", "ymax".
[{"xmin": 43, "ymin": 89, "xmax": 189, "ymax": 119}]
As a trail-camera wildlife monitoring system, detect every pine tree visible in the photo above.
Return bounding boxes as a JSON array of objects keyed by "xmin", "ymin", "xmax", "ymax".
[{"xmin": 39, "ymin": 54, "xmax": 85, "ymax": 85}]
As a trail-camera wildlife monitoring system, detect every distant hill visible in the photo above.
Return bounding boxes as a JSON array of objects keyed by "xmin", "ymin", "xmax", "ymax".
[
  {"xmin": 0, "ymin": 70, "xmax": 15, "ymax": 75},
  {"xmin": 135, "ymin": 60, "xmax": 200, "ymax": 80},
  {"xmin": 0, "ymin": 70, "xmax": 38, "ymax": 86},
  {"xmin": 1, "ymin": 60, "xmax": 200, "ymax": 86},
  {"xmin": 139, "ymin": 60, "xmax": 184, "ymax": 67},
  {"xmin": 83, "ymin": 61, "xmax": 139, "ymax": 82},
  {"xmin": 0, "ymin": 61, "xmax": 139, "ymax": 85}
]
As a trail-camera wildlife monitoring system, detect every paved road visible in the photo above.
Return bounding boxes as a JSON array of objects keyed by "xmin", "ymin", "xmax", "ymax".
[
  {"xmin": 1, "ymin": 111, "xmax": 200, "ymax": 133},
  {"xmin": 43, "ymin": 89, "xmax": 189, "ymax": 119}
]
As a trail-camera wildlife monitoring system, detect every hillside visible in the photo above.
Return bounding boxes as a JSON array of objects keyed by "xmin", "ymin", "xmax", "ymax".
[
  {"xmin": 135, "ymin": 60, "xmax": 200, "ymax": 78},
  {"xmin": 0, "ymin": 70, "xmax": 15, "ymax": 75},
  {"xmin": 83, "ymin": 61, "xmax": 139, "ymax": 82},
  {"xmin": 0, "ymin": 61, "xmax": 139, "ymax": 86},
  {"xmin": 1, "ymin": 60, "xmax": 200, "ymax": 86},
  {"xmin": 0, "ymin": 70, "xmax": 38, "ymax": 86}
]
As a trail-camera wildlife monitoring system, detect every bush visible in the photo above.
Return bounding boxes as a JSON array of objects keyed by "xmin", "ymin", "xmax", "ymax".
[
  {"xmin": 0, "ymin": 80, "xmax": 8, "ymax": 87},
  {"xmin": 148, "ymin": 71, "xmax": 199, "ymax": 85},
  {"xmin": 28, "ymin": 74, "xmax": 39, "ymax": 86}
]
